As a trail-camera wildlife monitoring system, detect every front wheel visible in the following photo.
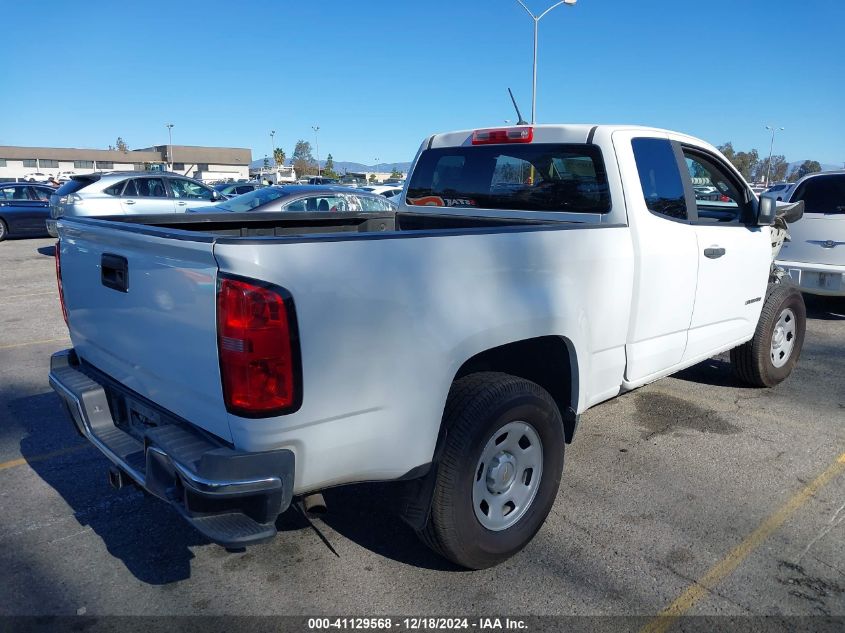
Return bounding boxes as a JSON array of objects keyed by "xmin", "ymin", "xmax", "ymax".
[
  {"xmin": 0, "ymin": 219, "xmax": 8, "ymax": 242},
  {"xmin": 730, "ymin": 284, "xmax": 806, "ymax": 387},
  {"xmin": 418, "ymin": 372, "xmax": 564, "ymax": 569}
]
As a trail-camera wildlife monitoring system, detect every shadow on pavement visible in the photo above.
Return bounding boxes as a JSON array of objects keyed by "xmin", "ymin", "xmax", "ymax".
[
  {"xmin": 13, "ymin": 389, "xmax": 208, "ymax": 584},
  {"xmin": 317, "ymin": 481, "xmax": 465, "ymax": 572},
  {"xmin": 803, "ymin": 294, "xmax": 845, "ymax": 321},
  {"xmin": 36, "ymin": 245, "xmax": 55, "ymax": 257},
  {"xmin": 11, "ymin": 387, "xmax": 458, "ymax": 582},
  {"xmin": 673, "ymin": 357, "xmax": 744, "ymax": 389}
]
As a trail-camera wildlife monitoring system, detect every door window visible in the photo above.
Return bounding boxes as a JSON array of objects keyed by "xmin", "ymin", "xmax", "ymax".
[
  {"xmin": 0, "ymin": 186, "xmax": 20, "ymax": 200},
  {"xmin": 30, "ymin": 186, "xmax": 54, "ymax": 201},
  {"xmin": 104, "ymin": 180, "xmax": 129, "ymax": 196},
  {"xmin": 631, "ymin": 138, "xmax": 687, "ymax": 220},
  {"xmin": 285, "ymin": 195, "xmax": 350, "ymax": 212},
  {"xmin": 134, "ymin": 178, "xmax": 167, "ymax": 198},
  {"xmin": 169, "ymin": 178, "xmax": 214, "ymax": 200},
  {"xmin": 121, "ymin": 180, "xmax": 138, "ymax": 197},
  {"xmin": 352, "ymin": 194, "xmax": 396, "ymax": 212},
  {"xmin": 682, "ymin": 149, "xmax": 747, "ymax": 223}
]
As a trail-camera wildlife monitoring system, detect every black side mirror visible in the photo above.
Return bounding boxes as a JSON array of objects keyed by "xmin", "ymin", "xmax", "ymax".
[
  {"xmin": 777, "ymin": 199, "xmax": 804, "ymax": 224},
  {"xmin": 211, "ymin": 190, "xmax": 221, "ymax": 201}
]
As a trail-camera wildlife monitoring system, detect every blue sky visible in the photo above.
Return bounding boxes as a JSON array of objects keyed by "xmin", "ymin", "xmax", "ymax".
[{"xmin": 1, "ymin": 0, "xmax": 843, "ymax": 166}]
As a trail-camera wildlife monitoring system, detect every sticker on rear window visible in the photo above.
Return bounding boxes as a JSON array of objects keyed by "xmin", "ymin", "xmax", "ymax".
[{"xmin": 407, "ymin": 196, "xmax": 477, "ymax": 208}]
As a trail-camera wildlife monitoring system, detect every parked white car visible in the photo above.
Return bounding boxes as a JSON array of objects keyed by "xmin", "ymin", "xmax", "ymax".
[
  {"xmin": 50, "ymin": 124, "xmax": 806, "ymax": 568},
  {"xmin": 763, "ymin": 182, "xmax": 794, "ymax": 201},
  {"xmin": 361, "ymin": 184, "xmax": 403, "ymax": 199},
  {"xmin": 774, "ymin": 171, "xmax": 845, "ymax": 296},
  {"xmin": 56, "ymin": 171, "xmax": 79, "ymax": 183}
]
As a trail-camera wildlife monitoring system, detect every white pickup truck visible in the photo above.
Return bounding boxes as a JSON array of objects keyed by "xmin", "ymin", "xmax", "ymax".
[{"xmin": 50, "ymin": 124, "xmax": 806, "ymax": 569}]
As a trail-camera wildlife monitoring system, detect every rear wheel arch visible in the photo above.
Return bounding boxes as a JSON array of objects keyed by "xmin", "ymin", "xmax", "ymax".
[
  {"xmin": 399, "ymin": 336, "xmax": 579, "ymax": 533},
  {"xmin": 451, "ymin": 336, "xmax": 579, "ymax": 441}
]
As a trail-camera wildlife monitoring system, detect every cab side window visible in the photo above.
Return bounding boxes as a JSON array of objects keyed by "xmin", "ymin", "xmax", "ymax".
[
  {"xmin": 682, "ymin": 150, "xmax": 746, "ymax": 224},
  {"xmin": 631, "ymin": 138, "xmax": 687, "ymax": 220}
]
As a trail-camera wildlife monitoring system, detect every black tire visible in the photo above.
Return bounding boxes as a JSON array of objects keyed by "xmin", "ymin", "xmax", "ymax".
[
  {"xmin": 417, "ymin": 372, "xmax": 564, "ymax": 569},
  {"xmin": 730, "ymin": 283, "xmax": 806, "ymax": 387},
  {"xmin": 0, "ymin": 219, "xmax": 7, "ymax": 242}
]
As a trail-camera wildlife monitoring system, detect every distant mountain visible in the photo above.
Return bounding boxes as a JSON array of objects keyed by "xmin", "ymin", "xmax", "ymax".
[
  {"xmin": 788, "ymin": 161, "xmax": 842, "ymax": 173},
  {"xmin": 249, "ymin": 158, "xmax": 412, "ymax": 173}
]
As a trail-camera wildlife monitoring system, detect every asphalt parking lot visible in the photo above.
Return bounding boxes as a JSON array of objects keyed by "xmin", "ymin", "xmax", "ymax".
[{"xmin": 1, "ymin": 236, "xmax": 843, "ymax": 626}]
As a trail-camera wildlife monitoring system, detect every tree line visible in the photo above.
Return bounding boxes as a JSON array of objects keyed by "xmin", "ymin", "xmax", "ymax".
[
  {"xmin": 271, "ymin": 141, "xmax": 402, "ymax": 179},
  {"xmin": 718, "ymin": 142, "xmax": 823, "ymax": 184}
]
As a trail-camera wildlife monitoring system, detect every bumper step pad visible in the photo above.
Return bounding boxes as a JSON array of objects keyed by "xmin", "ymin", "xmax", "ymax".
[{"xmin": 181, "ymin": 511, "xmax": 277, "ymax": 548}]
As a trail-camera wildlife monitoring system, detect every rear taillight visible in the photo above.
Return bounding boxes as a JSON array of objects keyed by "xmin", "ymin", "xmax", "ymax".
[
  {"xmin": 217, "ymin": 275, "xmax": 301, "ymax": 417},
  {"xmin": 59, "ymin": 193, "xmax": 82, "ymax": 205},
  {"xmin": 54, "ymin": 241, "xmax": 68, "ymax": 325},
  {"xmin": 471, "ymin": 126, "xmax": 534, "ymax": 145}
]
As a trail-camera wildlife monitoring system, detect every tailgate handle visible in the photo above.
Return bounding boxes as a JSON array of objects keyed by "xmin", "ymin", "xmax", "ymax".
[{"xmin": 101, "ymin": 253, "xmax": 129, "ymax": 293}]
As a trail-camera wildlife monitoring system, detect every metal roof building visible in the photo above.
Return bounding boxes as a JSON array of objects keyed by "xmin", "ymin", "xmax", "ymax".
[{"xmin": 0, "ymin": 144, "xmax": 252, "ymax": 182}]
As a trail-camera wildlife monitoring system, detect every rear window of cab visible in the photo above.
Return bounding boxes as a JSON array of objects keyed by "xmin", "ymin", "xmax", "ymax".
[{"xmin": 406, "ymin": 143, "xmax": 610, "ymax": 213}]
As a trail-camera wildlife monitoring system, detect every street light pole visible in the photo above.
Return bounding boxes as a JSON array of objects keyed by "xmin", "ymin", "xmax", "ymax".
[
  {"xmin": 765, "ymin": 125, "xmax": 784, "ymax": 187},
  {"xmin": 312, "ymin": 126, "xmax": 321, "ymax": 177},
  {"xmin": 514, "ymin": 0, "xmax": 577, "ymax": 124},
  {"xmin": 270, "ymin": 130, "xmax": 276, "ymax": 168},
  {"xmin": 165, "ymin": 123, "xmax": 174, "ymax": 170}
]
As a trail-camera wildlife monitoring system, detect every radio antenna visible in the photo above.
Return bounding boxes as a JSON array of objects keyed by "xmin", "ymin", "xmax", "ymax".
[{"xmin": 508, "ymin": 88, "xmax": 528, "ymax": 125}]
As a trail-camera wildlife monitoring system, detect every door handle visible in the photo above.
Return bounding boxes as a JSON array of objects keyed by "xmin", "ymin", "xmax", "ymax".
[
  {"xmin": 704, "ymin": 247, "xmax": 726, "ymax": 259},
  {"xmin": 177, "ymin": 201, "xmax": 187, "ymax": 206},
  {"xmin": 125, "ymin": 199, "xmax": 136, "ymax": 205}
]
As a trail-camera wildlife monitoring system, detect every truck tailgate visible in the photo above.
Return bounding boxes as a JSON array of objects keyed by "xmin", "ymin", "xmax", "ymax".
[{"xmin": 57, "ymin": 221, "xmax": 231, "ymax": 442}]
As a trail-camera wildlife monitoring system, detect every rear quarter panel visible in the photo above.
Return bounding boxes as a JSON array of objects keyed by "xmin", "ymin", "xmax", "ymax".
[{"xmin": 214, "ymin": 226, "xmax": 634, "ymax": 493}]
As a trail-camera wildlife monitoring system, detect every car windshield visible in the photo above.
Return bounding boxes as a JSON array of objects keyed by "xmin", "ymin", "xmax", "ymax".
[
  {"xmin": 212, "ymin": 187, "xmax": 289, "ymax": 212},
  {"xmin": 407, "ymin": 143, "xmax": 611, "ymax": 213}
]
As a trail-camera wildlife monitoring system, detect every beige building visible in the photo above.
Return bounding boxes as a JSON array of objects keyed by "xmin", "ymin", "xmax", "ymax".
[{"xmin": 0, "ymin": 144, "xmax": 252, "ymax": 182}]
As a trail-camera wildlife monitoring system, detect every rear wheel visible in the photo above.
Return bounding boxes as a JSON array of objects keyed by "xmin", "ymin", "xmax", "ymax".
[
  {"xmin": 0, "ymin": 219, "xmax": 8, "ymax": 242},
  {"xmin": 731, "ymin": 284, "xmax": 806, "ymax": 387},
  {"xmin": 418, "ymin": 372, "xmax": 564, "ymax": 569}
]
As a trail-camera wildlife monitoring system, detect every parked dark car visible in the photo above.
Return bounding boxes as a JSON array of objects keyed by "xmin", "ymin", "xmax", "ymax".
[
  {"xmin": 0, "ymin": 182, "xmax": 55, "ymax": 241},
  {"xmin": 187, "ymin": 185, "xmax": 397, "ymax": 214},
  {"xmin": 213, "ymin": 182, "xmax": 263, "ymax": 198},
  {"xmin": 306, "ymin": 176, "xmax": 340, "ymax": 185}
]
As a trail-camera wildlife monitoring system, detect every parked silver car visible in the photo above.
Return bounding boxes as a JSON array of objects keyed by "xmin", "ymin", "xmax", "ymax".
[
  {"xmin": 773, "ymin": 171, "xmax": 845, "ymax": 296},
  {"xmin": 47, "ymin": 171, "xmax": 223, "ymax": 237}
]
